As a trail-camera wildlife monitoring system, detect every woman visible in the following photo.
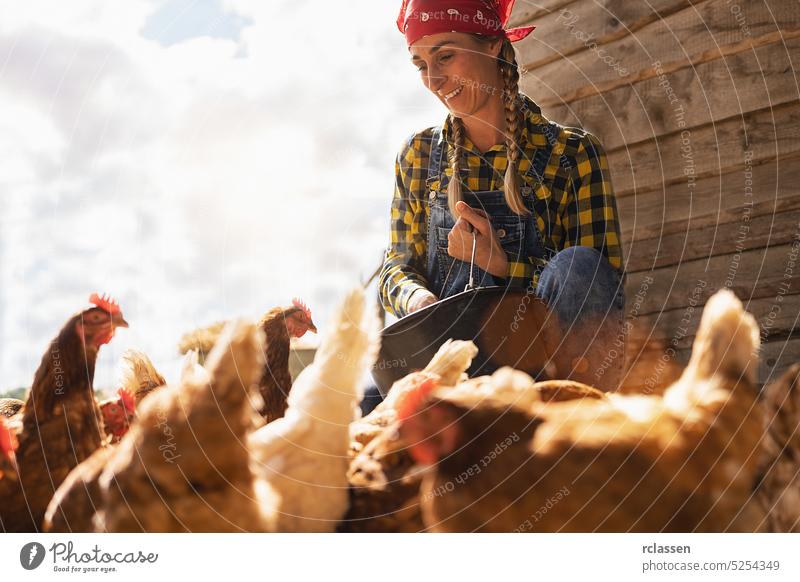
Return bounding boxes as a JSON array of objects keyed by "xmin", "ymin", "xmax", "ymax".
[{"xmin": 378, "ymin": 0, "xmax": 626, "ymax": 391}]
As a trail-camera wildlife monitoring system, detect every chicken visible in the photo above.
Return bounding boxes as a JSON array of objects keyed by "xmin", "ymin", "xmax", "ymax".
[
  {"xmin": 398, "ymin": 289, "xmax": 766, "ymax": 532},
  {"xmin": 94, "ymin": 318, "xmax": 266, "ymax": 532},
  {"xmin": 97, "ymin": 349, "xmax": 167, "ymax": 442},
  {"xmin": 179, "ymin": 298, "xmax": 317, "ymax": 422},
  {"xmin": 249, "ymin": 286, "xmax": 379, "ymax": 532},
  {"xmin": 98, "ymin": 388, "xmax": 136, "ymax": 443},
  {"xmin": 51, "ymin": 288, "xmax": 372, "ymax": 532},
  {"xmin": 343, "ymin": 360, "xmax": 605, "ymax": 532},
  {"xmin": 44, "ymin": 340, "xmax": 244, "ymax": 532},
  {"xmin": 118, "ymin": 349, "xmax": 167, "ymax": 403},
  {"xmin": 342, "ymin": 340, "xmax": 478, "ymax": 532},
  {"xmin": 43, "ymin": 350, "xmax": 167, "ymax": 532},
  {"xmin": 350, "ymin": 339, "xmax": 478, "ymax": 448},
  {"xmin": 0, "ymin": 398, "xmax": 24, "ymax": 419},
  {"xmin": 752, "ymin": 363, "xmax": 800, "ymax": 531},
  {"xmin": 179, "ymin": 349, "xmax": 210, "ymax": 385},
  {"xmin": 42, "ymin": 446, "xmax": 113, "ymax": 533},
  {"xmin": 342, "ymin": 416, "xmax": 427, "ymax": 532},
  {"xmin": 255, "ymin": 299, "xmax": 317, "ymax": 422},
  {"xmin": 0, "ymin": 292, "xmax": 129, "ymax": 532},
  {"xmin": 177, "ymin": 320, "xmax": 226, "ymax": 361}
]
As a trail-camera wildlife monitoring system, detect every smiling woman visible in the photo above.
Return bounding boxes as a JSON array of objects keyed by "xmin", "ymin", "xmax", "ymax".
[{"xmin": 378, "ymin": 0, "xmax": 627, "ymax": 391}]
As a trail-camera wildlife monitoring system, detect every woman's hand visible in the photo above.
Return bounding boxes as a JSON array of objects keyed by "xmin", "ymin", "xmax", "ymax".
[
  {"xmin": 447, "ymin": 201, "xmax": 508, "ymax": 278},
  {"xmin": 408, "ymin": 289, "xmax": 438, "ymax": 314}
]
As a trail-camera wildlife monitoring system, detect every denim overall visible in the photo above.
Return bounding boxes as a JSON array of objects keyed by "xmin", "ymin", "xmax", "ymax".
[
  {"xmin": 422, "ymin": 125, "xmax": 626, "ymax": 392},
  {"xmin": 424, "ymin": 125, "xmax": 554, "ymax": 299}
]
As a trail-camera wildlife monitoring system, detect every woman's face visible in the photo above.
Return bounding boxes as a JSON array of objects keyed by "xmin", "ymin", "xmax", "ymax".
[{"xmin": 409, "ymin": 32, "xmax": 503, "ymax": 119}]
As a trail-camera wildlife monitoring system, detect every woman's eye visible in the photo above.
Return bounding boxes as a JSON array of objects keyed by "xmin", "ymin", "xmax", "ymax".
[{"xmin": 439, "ymin": 54, "xmax": 453, "ymax": 63}]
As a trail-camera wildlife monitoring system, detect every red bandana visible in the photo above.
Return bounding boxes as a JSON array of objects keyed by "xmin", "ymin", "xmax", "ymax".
[{"xmin": 397, "ymin": 0, "xmax": 535, "ymax": 47}]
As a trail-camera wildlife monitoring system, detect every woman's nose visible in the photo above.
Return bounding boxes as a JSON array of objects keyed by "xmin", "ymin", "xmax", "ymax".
[
  {"xmin": 426, "ymin": 74, "xmax": 446, "ymax": 93},
  {"xmin": 424, "ymin": 65, "xmax": 445, "ymax": 92}
]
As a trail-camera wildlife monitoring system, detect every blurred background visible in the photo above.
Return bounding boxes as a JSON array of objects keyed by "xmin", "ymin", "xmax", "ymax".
[{"xmin": 0, "ymin": 0, "xmax": 444, "ymax": 395}]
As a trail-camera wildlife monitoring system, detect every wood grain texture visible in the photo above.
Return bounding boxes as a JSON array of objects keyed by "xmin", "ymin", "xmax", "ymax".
[
  {"xmin": 624, "ymin": 240, "xmax": 799, "ymax": 315},
  {"xmin": 633, "ymin": 336, "xmax": 799, "ymax": 385},
  {"xmin": 625, "ymin": 199, "xmax": 800, "ymax": 271},
  {"xmin": 541, "ymin": 36, "xmax": 800, "ymax": 151},
  {"xmin": 628, "ymin": 293, "xmax": 800, "ymax": 350},
  {"xmin": 518, "ymin": 0, "xmax": 799, "ymax": 107},
  {"xmin": 608, "ymin": 100, "xmax": 800, "ymax": 195},
  {"xmin": 759, "ymin": 338, "xmax": 800, "ymax": 384},
  {"xmin": 513, "ymin": 0, "xmax": 694, "ymax": 71},
  {"xmin": 618, "ymin": 150, "xmax": 800, "ymax": 242},
  {"xmin": 508, "ymin": 0, "xmax": 580, "ymax": 27}
]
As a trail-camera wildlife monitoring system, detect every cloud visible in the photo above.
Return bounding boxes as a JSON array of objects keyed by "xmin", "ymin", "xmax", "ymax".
[{"xmin": 0, "ymin": 0, "xmax": 445, "ymax": 393}]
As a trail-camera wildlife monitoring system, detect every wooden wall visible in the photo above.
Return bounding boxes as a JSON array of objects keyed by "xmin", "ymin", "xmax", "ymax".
[{"xmin": 510, "ymin": 0, "xmax": 800, "ymax": 384}]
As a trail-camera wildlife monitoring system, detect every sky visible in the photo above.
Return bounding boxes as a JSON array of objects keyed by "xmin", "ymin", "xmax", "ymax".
[{"xmin": 0, "ymin": 0, "xmax": 447, "ymax": 393}]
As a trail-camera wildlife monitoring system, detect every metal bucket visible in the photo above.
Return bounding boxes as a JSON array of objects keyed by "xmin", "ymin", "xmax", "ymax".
[{"xmin": 372, "ymin": 286, "xmax": 564, "ymax": 396}]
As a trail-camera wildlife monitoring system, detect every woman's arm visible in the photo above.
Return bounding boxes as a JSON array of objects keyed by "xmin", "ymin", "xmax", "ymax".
[{"xmin": 379, "ymin": 139, "xmax": 435, "ymax": 318}]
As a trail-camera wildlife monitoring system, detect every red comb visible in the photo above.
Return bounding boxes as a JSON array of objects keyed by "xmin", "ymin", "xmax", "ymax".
[
  {"xmin": 397, "ymin": 375, "xmax": 440, "ymax": 424},
  {"xmin": 291, "ymin": 297, "xmax": 312, "ymax": 318},
  {"xmin": 117, "ymin": 387, "xmax": 136, "ymax": 413},
  {"xmin": 0, "ymin": 418, "xmax": 18, "ymax": 455},
  {"xmin": 89, "ymin": 292, "xmax": 121, "ymax": 314}
]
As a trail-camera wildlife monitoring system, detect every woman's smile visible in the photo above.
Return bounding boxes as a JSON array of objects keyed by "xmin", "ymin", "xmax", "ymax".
[{"xmin": 442, "ymin": 84, "xmax": 463, "ymax": 101}]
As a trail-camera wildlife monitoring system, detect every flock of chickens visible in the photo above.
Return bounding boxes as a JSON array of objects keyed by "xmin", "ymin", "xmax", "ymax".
[{"xmin": 0, "ymin": 287, "xmax": 798, "ymax": 532}]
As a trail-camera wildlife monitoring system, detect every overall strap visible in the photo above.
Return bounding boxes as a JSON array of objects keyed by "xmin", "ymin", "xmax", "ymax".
[
  {"xmin": 522, "ymin": 121, "xmax": 577, "ymax": 255},
  {"xmin": 525, "ymin": 121, "xmax": 584, "ymax": 181},
  {"xmin": 425, "ymin": 126, "xmax": 445, "ymax": 189},
  {"xmin": 524, "ymin": 122, "xmax": 559, "ymax": 182}
]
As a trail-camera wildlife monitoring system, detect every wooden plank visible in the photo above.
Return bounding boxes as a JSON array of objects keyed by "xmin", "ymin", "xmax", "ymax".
[
  {"xmin": 518, "ymin": 0, "xmax": 800, "ymax": 107},
  {"xmin": 617, "ymin": 151, "xmax": 800, "ymax": 242},
  {"xmin": 608, "ymin": 100, "xmax": 800, "ymax": 196},
  {"xmin": 508, "ymin": 0, "xmax": 580, "ymax": 27},
  {"xmin": 542, "ymin": 36, "xmax": 800, "ymax": 152},
  {"xmin": 624, "ymin": 241, "xmax": 800, "ymax": 315},
  {"xmin": 628, "ymin": 294, "xmax": 800, "ymax": 351},
  {"xmin": 513, "ymin": 0, "xmax": 692, "ymax": 71},
  {"xmin": 758, "ymin": 337, "xmax": 800, "ymax": 385},
  {"xmin": 622, "ymin": 339, "xmax": 800, "ymax": 394},
  {"xmin": 625, "ymin": 200, "xmax": 800, "ymax": 271}
]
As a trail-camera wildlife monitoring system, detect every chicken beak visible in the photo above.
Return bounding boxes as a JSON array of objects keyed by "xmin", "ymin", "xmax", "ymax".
[
  {"xmin": 308, "ymin": 321, "xmax": 318, "ymax": 334},
  {"xmin": 113, "ymin": 313, "xmax": 130, "ymax": 329}
]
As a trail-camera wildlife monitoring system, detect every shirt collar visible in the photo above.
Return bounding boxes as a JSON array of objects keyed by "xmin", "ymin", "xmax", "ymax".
[{"xmin": 440, "ymin": 93, "xmax": 544, "ymax": 154}]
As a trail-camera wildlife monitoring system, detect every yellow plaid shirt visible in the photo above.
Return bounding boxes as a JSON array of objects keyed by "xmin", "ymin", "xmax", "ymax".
[{"xmin": 379, "ymin": 94, "xmax": 624, "ymax": 318}]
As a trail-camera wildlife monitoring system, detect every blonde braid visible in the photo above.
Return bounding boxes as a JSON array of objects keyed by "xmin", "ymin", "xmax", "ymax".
[
  {"xmin": 499, "ymin": 40, "xmax": 530, "ymax": 216},
  {"xmin": 446, "ymin": 114, "xmax": 466, "ymax": 218}
]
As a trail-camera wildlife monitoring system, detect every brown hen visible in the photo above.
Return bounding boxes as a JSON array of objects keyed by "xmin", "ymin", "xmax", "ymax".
[
  {"xmin": 752, "ymin": 363, "xmax": 800, "ymax": 531},
  {"xmin": 179, "ymin": 299, "xmax": 316, "ymax": 422},
  {"xmin": 0, "ymin": 293, "xmax": 128, "ymax": 532},
  {"xmin": 95, "ymin": 319, "xmax": 265, "ymax": 532},
  {"xmin": 44, "ymin": 350, "xmax": 167, "ymax": 532},
  {"xmin": 399, "ymin": 289, "xmax": 766, "ymax": 532}
]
